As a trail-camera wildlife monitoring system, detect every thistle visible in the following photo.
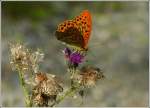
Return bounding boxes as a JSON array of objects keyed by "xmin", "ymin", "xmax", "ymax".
[
  {"xmin": 9, "ymin": 42, "xmax": 105, "ymax": 107},
  {"xmin": 32, "ymin": 72, "xmax": 63, "ymax": 106}
]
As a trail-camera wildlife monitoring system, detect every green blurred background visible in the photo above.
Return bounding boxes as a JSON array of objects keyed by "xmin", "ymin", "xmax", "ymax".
[{"xmin": 1, "ymin": 1, "xmax": 149, "ymax": 107}]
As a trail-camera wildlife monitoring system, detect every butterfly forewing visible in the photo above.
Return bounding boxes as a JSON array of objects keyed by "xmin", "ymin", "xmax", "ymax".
[
  {"xmin": 74, "ymin": 10, "xmax": 92, "ymax": 48},
  {"xmin": 55, "ymin": 10, "xmax": 92, "ymax": 50}
]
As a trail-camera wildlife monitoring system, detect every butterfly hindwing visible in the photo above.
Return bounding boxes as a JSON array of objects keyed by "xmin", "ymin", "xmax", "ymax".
[{"xmin": 55, "ymin": 27, "xmax": 85, "ymax": 48}]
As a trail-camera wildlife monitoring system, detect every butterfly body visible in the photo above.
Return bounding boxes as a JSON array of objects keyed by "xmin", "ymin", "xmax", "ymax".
[{"xmin": 55, "ymin": 10, "xmax": 92, "ymax": 51}]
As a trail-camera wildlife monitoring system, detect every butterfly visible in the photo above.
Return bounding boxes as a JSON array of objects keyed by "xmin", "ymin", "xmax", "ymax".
[{"xmin": 55, "ymin": 10, "xmax": 92, "ymax": 51}]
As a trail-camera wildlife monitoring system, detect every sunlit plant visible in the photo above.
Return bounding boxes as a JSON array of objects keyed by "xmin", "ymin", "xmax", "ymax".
[
  {"xmin": 9, "ymin": 10, "xmax": 105, "ymax": 107},
  {"xmin": 9, "ymin": 42, "xmax": 104, "ymax": 107}
]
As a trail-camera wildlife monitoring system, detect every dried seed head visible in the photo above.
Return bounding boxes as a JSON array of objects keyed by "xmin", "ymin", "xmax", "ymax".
[
  {"xmin": 9, "ymin": 42, "xmax": 45, "ymax": 81},
  {"xmin": 32, "ymin": 72, "xmax": 63, "ymax": 106},
  {"xmin": 80, "ymin": 66, "xmax": 105, "ymax": 87},
  {"xmin": 9, "ymin": 42, "xmax": 31, "ymax": 73},
  {"xmin": 33, "ymin": 93, "xmax": 46, "ymax": 107},
  {"xmin": 30, "ymin": 49, "xmax": 44, "ymax": 73},
  {"xmin": 72, "ymin": 66, "xmax": 105, "ymax": 88},
  {"xmin": 35, "ymin": 72, "xmax": 48, "ymax": 84}
]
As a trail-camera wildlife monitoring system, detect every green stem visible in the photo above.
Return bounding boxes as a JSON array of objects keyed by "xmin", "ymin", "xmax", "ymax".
[
  {"xmin": 51, "ymin": 85, "xmax": 81, "ymax": 107},
  {"xmin": 18, "ymin": 71, "xmax": 32, "ymax": 107}
]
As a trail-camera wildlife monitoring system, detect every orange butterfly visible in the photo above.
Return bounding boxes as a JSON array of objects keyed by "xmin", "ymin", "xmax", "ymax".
[{"xmin": 55, "ymin": 10, "xmax": 92, "ymax": 51}]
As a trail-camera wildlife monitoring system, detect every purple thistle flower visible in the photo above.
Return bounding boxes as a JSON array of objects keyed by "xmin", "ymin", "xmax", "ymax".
[
  {"xmin": 70, "ymin": 52, "xmax": 84, "ymax": 64},
  {"xmin": 63, "ymin": 47, "xmax": 84, "ymax": 64},
  {"xmin": 64, "ymin": 47, "xmax": 71, "ymax": 56}
]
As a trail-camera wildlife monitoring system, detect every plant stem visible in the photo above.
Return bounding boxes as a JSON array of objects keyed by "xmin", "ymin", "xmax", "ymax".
[
  {"xmin": 18, "ymin": 71, "xmax": 32, "ymax": 107},
  {"xmin": 51, "ymin": 85, "xmax": 81, "ymax": 107}
]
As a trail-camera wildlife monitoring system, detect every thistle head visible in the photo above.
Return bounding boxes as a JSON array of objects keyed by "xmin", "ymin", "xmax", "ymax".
[
  {"xmin": 72, "ymin": 66, "xmax": 105, "ymax": 88},
  {"xmin": 32, "ymin": 72, "xmax": 63, "ymax": 106},
  {"xmin": 69, "ymin": 52, "xmax": 84, "ymax": 64},
  {"xmin": 80, "ymin": 66, "xmax": 105, "ymax": 87},
  {"xmin": 63, "ymin": 47, "xmax": 85, "ymax": 65}
]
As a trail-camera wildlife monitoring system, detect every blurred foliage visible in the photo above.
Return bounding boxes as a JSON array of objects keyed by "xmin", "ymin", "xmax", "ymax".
[
  {"xmin": 2, "ymin": 1, "xmax": 149, "ymax": 107},
  {"xmin": 2, "ymin": 2, "xmax": 145, "ymax": 21}
]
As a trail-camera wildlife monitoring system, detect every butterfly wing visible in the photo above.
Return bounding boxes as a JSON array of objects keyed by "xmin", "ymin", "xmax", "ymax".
[
  {"xmin": 74, "ymin": 10, "xmax": 92, "ymax": 49},
  {"xmin": 55, "ymin": 27, "xmax": 85, "ymax": 48},
  {"xmin": 55, "ymin": 20, "xmax": 85, "ymax": 48},
  {"xmin": 55, "ymin": 10, "xmax": 92, "ymax": 49}
]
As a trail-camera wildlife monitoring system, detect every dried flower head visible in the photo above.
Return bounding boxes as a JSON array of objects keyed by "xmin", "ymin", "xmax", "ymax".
[
  {"xmin": 80, "ymin": 66, "xmax": 105, "ymax": 87},
  {"xmin": 32, "ymin": 93, "xmax": 47, "ymax": 106},
  {"xmin": 34, "ymin": 72, "xmax": 48, "ymax": 84},
  {"xmin": 9, "ymin": 42, "xmax": 31, "ymax": 73},
  {"xmin": 73, "ymin": 66, "xmax": 105, "ymax": 88},
  {"xmin": 30, "ymin": 49, "xmax": 44, "ymax": 73},
  {"xmin": 9, "ymin": 42, "xmax": 44, "ymax": 74},
  {"xmin": 32, "ymin": 72, "xmax": 63, "ymax": 106}
]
